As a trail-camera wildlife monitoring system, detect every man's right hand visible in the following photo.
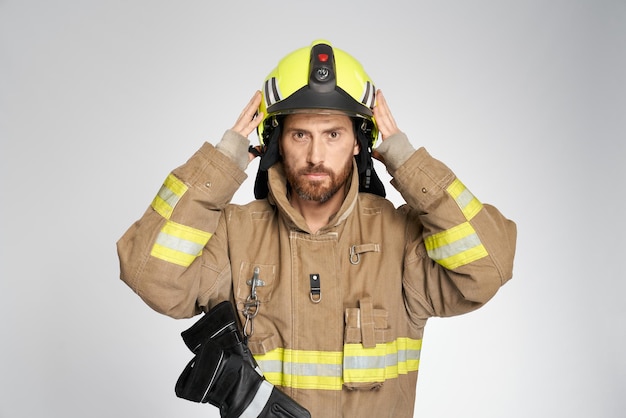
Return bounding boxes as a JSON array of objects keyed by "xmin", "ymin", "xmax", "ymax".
[{"xmin": 231, "ymin": 91, "xmax": 264, "ymax": 163}]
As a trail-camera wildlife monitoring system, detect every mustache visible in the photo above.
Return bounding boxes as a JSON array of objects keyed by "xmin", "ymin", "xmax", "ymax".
[{"xmin": 297, "ymin": 165, "xmax": 333, "ymax": 176}]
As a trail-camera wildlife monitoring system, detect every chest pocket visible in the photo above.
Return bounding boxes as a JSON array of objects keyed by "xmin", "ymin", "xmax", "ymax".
[
  {"xmin": 235, "ymin": 262, "xmax": 277, "ymax": 303},
  {"xmin": 234, "ymin": 262, "xmax": 277, "ymax": 340}
]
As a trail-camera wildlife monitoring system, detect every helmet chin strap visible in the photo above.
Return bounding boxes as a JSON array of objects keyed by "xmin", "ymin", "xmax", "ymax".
[
  {"xmin": 355, "ymin": 123, "xmax": 386, "ymax": 198},
  {"xmin": 253, "ymin": 123, "xmax": 282, "ymax": 199}
]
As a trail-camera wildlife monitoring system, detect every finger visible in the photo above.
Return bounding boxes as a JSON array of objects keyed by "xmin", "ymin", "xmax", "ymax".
[
  {"xmin": 234, "ymin": 112, "xmax": 263, "ymax": 138},
  {"xmin": 373, "ymin": 90, "xmax": 400, "ymax": 140},
  {"xmin": 240, "ymin": 91, "xmax": 262, "ymax": 119},
  {"xmin": 233, "ymin": 92, "xmax": 259, "ymax": 127},
  {"xmin": 373, "ymin": 91, "xmax": 395, "ymax": 134},
  {"xmin": 232, "ymin": 91, "xmax": 263, "ymax": 137}
]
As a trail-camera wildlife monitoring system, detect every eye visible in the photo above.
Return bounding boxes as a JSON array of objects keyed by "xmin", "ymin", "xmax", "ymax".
[
  {"xmin": 329, "ymin": 131, "xmax": 340, "ymax": 139},
  {"xmin": 292, "ymin": 131, "xmax": 308, "ymax": 142}
]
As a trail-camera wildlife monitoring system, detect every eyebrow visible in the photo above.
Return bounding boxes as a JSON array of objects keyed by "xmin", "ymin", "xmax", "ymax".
[{"xmin": 283, "ymin": 125, "xmax": 350, "ymax": 135}]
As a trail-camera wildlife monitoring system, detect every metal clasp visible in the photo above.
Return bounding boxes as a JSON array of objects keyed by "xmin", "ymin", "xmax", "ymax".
[
  {"xmin": 240, "ymin": 267, "xmax": 264, "ymax": 337},
  {"xmin": 309, "ymin": 273, "xmax": 322, "ymax": 303},
  {"xmin": 349, "ymin": 245, "xmax": 361, "ymax": 265}
]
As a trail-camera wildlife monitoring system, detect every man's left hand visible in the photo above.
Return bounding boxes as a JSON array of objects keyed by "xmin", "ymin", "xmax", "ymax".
[{"xmin": 372, "ymin": 90, "xmax": 400, "ymax": 141}]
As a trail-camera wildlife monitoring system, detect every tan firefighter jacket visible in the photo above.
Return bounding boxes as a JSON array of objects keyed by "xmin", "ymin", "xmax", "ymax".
[{"xmin": 117, "ymin": 130, "xmax": 517, "ymax": 418}]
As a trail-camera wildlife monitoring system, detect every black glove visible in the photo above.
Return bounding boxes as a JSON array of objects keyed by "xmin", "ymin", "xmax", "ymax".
[
  {"xmin": 175, "ymin": 302, "xmax": 311, "ymax": 418},
  {"xmin": 180, "ymin": 301, "xmax": 257, "ymax": 368}
]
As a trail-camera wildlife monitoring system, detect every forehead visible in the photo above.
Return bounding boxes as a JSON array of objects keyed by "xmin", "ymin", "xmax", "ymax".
[{"xmin": 283, "ymin": 113, "xmax": 353, "ymax": 130}]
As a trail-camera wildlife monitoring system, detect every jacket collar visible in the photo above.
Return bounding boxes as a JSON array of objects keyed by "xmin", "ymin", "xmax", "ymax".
[{"xmin": 267, "ymin": 160, "xmax": 360, "ymax": 234}]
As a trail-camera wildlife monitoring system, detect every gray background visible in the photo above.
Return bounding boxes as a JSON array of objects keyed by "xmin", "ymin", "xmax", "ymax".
[{"xmin": 1, "ymin": 0, "xmax": 624, "ymax": 417}]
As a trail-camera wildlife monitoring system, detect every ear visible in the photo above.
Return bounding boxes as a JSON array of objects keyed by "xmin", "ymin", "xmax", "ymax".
[{"xmin": 353, "ymin": 135, "xmax": 360, "ymax": 156}]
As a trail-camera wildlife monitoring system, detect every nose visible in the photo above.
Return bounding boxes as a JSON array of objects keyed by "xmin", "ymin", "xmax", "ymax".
[{"xmin": 306, "ymin": 138, "xmax": 324, "ymax": 165}]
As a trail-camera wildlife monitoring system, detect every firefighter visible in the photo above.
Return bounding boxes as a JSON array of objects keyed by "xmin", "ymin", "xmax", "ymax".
[{"xmin": 117, "ymin": 40, "xmax": 517, "ymax": 418}]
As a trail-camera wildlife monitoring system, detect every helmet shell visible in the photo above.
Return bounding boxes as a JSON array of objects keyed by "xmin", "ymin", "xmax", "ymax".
[{"xmin": 257, "ymin": 40, "xmax": 378, "ymax": 145}]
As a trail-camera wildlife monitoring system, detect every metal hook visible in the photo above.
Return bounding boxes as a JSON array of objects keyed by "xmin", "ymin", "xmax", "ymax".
[
  {"xmin": 349, "ymin": 245, "xmax": 361, "ymax": 265},
  {"xmin": 241, "ymin": 267, "xmax": 264, "ymax": 337}
]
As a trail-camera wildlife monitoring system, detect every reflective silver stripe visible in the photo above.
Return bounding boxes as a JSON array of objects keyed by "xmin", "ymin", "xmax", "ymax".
[
  {"xmin": 257, "ymin": 359, "xmax": 342, "ymax": 378},
  {"xmin": 344, "ymin": 348, "xmax": 422, "ymax": 370},
  {"xmin": 455, "ymin": 188, "xmax": 476, "ymax": 211},
  {"xmin": 151, "ymin": 174, "xmax": 189, "ymax": 220},
  {"xmin": 427, "ymin": 232, "xmax": 481, "ymax": 261},
  {"xmin": 201, "ymin": 351, "xmax": 224, "ymax": 403},
  {"xmin": 151, "ymin": 220, "xmax": 212, "ymax": 267},
  {"xmin": 447, "ymin": 178, "xmax": 482, "ymax": 221},
  {"xmin": 256, "ymin": 339, "xmax": 421, "ymax": 390},
  {"xmin": 264, "ymin": 77, "xmax": 281, "ymax": 107},
  {"xmin": 361, "ymin": 81, "xmax": 375, "ymax": 108},
  {"xmin": 402, "ymin": 347, "xmax": 421, "ymax": 361},
  {"xmin": 344, "ymin": 354, "xmax": 386, "ymax": 370},
  {"xmin": 239, "ymin": 380, "xmax": 274, "ymax": 418},
  {"xmin": 264, "ymin": 79, "xmax": 273, "ymax": 105},
  {"xmin": 156, "ymin": 183, "xmax": 180, "ymax": 210},
  {"xmin": 155, "ymin": 231, "xmax": 204, "ymax": 257}
]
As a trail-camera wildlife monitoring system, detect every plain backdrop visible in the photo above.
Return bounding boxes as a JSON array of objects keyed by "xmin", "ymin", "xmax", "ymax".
[{"xmin": 1, "ymin": 1, "xmax": 624, "ymax": 417}]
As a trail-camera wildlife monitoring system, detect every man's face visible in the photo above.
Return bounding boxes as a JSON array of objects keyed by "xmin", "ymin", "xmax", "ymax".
[{"xmin": 280, "ymin": 113, "xmax": 359, "ymax": 203}]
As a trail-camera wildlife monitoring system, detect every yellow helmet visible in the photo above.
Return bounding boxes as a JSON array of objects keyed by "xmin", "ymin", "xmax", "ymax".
[
  {"xmin": 257, "ymin": 40, "xmax": 378, "ymax": 145},
  {"xmin": 253, "ymin": 40, "xmax": 385, "ymax": 199}
]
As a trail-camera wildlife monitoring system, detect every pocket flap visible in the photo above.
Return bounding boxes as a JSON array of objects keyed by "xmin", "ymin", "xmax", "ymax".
[
  {"xmin": 344, "ymin": 300, "xmax": 389, "ymax": 346},
  {"xmin": 235, "ymin": 262, "xmax": 276, "ymax": 303}
]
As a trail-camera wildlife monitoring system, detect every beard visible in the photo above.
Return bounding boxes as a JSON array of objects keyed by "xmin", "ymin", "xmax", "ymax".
[{"xmin": 284, "ymin": 158, "xmax": 354, "ymax": 203}]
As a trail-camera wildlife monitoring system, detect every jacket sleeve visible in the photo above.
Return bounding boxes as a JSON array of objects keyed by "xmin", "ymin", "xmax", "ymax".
[
  {"xmin": 116, "ymin": 131, "xmax": 248, "ymax": 319},
  {"xmin": 378, "ymin": 133, "xmax": 517, "ymax": 319}
]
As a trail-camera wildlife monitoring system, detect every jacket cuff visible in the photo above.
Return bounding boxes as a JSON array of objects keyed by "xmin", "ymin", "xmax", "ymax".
[
  {"xmin": 215, "ymin": 129, "xmax": 251, "ymax": 171},
  {"xmin": 374, "ymin": 132, "xmax": 416, "ymax": 173},
  {"xmin": 391, "ymin": 147, "xmax": 455, "ymax": 212}
]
